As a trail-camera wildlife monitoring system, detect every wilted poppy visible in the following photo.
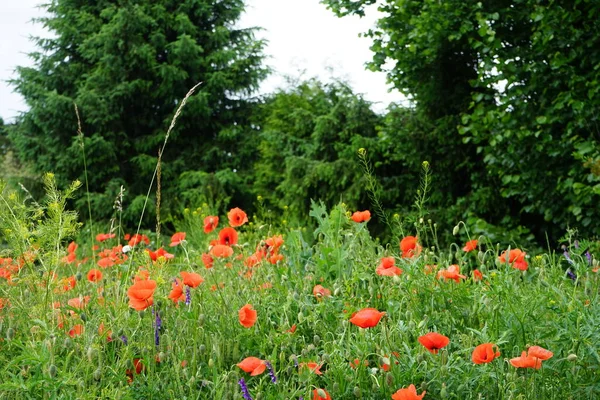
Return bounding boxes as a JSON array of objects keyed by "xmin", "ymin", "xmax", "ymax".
[
  {"xmin": 499, "ymin": 248, "xmax": 528, "ymax": 271},
  {"xmin": 170, "ymin": 232, "xmax": 186, "ymax": 247},
  {"xmin": 238, "ymin": 304, "xmax": 257, "ymax": 328},
  {"xmin": 349, "ymin": 308, "xmax": 385, "ymax": 328},
  {"xmin": 127, "ymin": 279, "xmax": 157, "ymax": 311},
  {"xmin": 180, "ymin": 271, "xmax": 203, "ymax": 288},
  {"xmin": 437, "ymin": 265, "xmax": 466, "ymax": 283},
  {"xmin": 376, "ymin": 257, "xmax": 403, "ymax": 276},
  {"xmin": 400, "ymin": 236, "xmax": 422, "ymax": 259},
  {"xmin": 87, "ymin": 269, "xmax": 103, "ymax": 282},
  {"xmin": 313, "ymin": 284, "xmax": 331, "ymax": 299},
  {"xmin": 237, "ymin": 357, "xmax": 266, "ymax": 376},
  {"xmin": 351, "ymin": 210, "xmax": 371, "ymax": 223},
  {"xmin": 204, "ymin": 216, "xmax": 219, "ymax": 233},
  {"xmin": 510, "ymin": 351, "xmax": 542, "ymax": 369},
  {"xmin": 418, "ymin": 332, "xmax": 450, "ymax": 354},
  {"xmin": 313, "ymin": 388, "xmax": 331, "ymax": 400},
  {"xmin": 218, "ymin": 227, "xmax": 238, "ymax": 246},
  {"xmin": 391, "ymin": 384, "xmax": 426, "ymax": 400},
  {"xmin": 300, "ymin": 362, "xmax": 323, "ymax": 375},
  {"xmin": 211, "ymin": 244, "xmax": 233, "ymax": 258},
  {"xmin": 472, "ymin": 343, "xmax": 501, "ymax": 364},
  {"xmin": 228, "ymin": 207, "xmax": 248, "ymax": 227},
  {"xmin": 463, "ymin": 239, "xmax": 478, "ymax": 252},
  {"xmin": 527, "ymin": 345, "xmax": 553, "ymax": 360}
]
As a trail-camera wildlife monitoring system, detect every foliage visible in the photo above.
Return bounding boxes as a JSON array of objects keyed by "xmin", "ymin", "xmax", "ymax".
[{"xmin": 10, "ymin": 0, "xmax": 268, "ymax": 228}]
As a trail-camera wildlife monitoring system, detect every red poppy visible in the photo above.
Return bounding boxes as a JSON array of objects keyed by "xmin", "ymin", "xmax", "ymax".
[
  {"xmin": 126, "ymin": 358, "xmax": 144, "ymax": 383},
  {"xmin": 67, "ymin": 241, "xmax": 78, "ymax": 254},
  {"xmin": 228, "ymin": 207, "xmax": 248, "ymax": 227},
  {"xmin": 180, "ymin": 271, "xmax": 204, "ymax": 288},
  {"xmin": 237, "ymin": 357, "xmax": 266, "ymax": 376},
  {"xmin": 300, "ymin": 362, "xmax": 323, "ymax": 375},
  {"xmin": 349, "ymin": 308, "xmax": 385, "ymax": 328},
  {"xmin": 265, "ymin": 235, "xmax": 284, "ymax": 252},
  {"xmin": 204, "ymin": 216, "xmax": 219, "ymax": 233},
  {"xmin": 499, "ymin": 248, "xmax": 528, "ymax": 271},
  {"xmin": 510, "ymin": 351, "xmax": 542, "ymax": 369},
  {"xmin": 238, "ymin": 304, "xmax": 257, "ymax": 328},
  {"xmin": 351, "ymin": 210, "xmax": 371, "ymax": 223},
  {"xmin": 463, "ymin": 239, "xmax": 478, "ymax": 252},
  {"xmin": 97, "ymin": 257, "xmax": 115, "ymax": 268},
  {"xmin": 87, "ymin": 269, "xmax": 103, "ymax": 282},
  {"xmin": 287, "ymin": 324, "xmax": 297, "ymax": 333},
  {"xmin": 96, "ymin": 233, "xmax": 116, "ymax": 242},
  {"xmin": 201, "ymin": 253, "xmax": 214, "ymax": 268},
  {"xmin": 472, "ymin": 343, "xmax": 501, "ymax": 364},
  {"xmin": 400, "ymin": 236, "xmax": 422, "ymax": 259},
  {"xmin": 313, "ymin": 388, "xmax": 331, "ymax": 400},
  {"xmin": 168, "ymin": 278, "xmax": 185, "ymax": 303},
  {"xmin": 210, "ymin": 244, "xmax": 233, "ymax": 258},
  {"xmin": 391, "ymin": 384, "xmax": 426, "ymax": 400},
  {"xmin": 147, "ymin": 247, "xmax": 174, "ymax": 261},
  {"xmin": 437, "ymin": 264, "xmax": 466, "ymax": 283},
  {"xmin": 527, "ymin": 345, "xmax": 553, "ymax": 360},
  {"xmin": 313, "ymin": 284, "xmax": 331, "ymax": 299},
  {"xmin": 127, "ymin": 279, "xmax": 157, "ymax": 311},
  {"xmin": 170, "ymin": 232, "xmax": 186, "ymax": 247},
  {"xmin": 68, "ymin": 324, "xmax": 84, "ymax": 337},
  {"xmin": 423, "ymin": 264, "xmax": 438, "ymax": 275},
  {"xmin": 68, "ymin": 295, "xmax": 90, "ymax": 309},
  {"xmin": 376, "ymin": 256, "xmax": 403, "ymax": 276},
  {"xmin": 218, "ymin": 227, "xmax": 238, "ymax": 246},
  {"xmin": 128, "ymin": 234, "xmax": 150, "ymax": 247},
  {"xmin": 472, "ymin": 269, "xmax": 483, "ymax": 281},
  {"xmin": 418, "ymin": 332, "xmax": 450, "ymax": 354},
  {"xmin": 62, "ymin": 275, "xmax": 76, "ymax": 292}
]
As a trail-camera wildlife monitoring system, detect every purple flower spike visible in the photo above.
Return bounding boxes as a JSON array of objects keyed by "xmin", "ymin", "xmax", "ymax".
[
  {"xmin": 238, "ymin": 378, "xmax": 253, "ymax": 400},
  {"xmin": 185, "ymin": 286, "xmax": 192, "ymax": 306},
  {"xmin": 265, "ymin": 361, "xmax": 277, "ymax": 383}
]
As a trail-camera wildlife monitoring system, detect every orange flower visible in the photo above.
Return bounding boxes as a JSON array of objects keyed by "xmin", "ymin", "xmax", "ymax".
[
  {"xmin": 67, "ymin": 241, "xmax": 78, "ymax": 254},
  {"xmin": 169, "ymin": 278, "xmax": 185, "ymax": 303},
  {"xmin": 237, "ymin": 357, "xmax": 266, "ymax": 376},
  {"xmin": 313, "ymin": 388, "xmax": 331, "ymax": 400},
  {"xmin": 128, "ymin": 234, "xmax": 150, "ymax": 247},
  {"xmin": 418, "ymin": 332, "xmax": 450, "ymax": 354},
  {"xmin": 62, "ymin": 275, "xmax": 76, "ymax": 292},
  {"xmin": 472, "ymin": 343, "xmax": 501, "ymax": 364},
  {"xmin": 510, "ymin": 351, "xmax": 542, "ymax": 369},
  {"xmin": 201, "ymin": 253, "xmax": 214, "ymax": 268},
  {"xmin": 97, "ymin": 257, "xmax": 115, "ymax": 268},
  {"xmin": 499, "ymin": 248, "xmax": 528, "ymax": 271},
  {"xmin": 147, "ymin": 247, "xmax": 174, "ymax": 261},
  {"xmin": 437, "ymin": 265, "xmax": 466, "ymax": 283},
  {"xmin": 400, "ymin": 236, "xmax": 422, "ymax": 259},
  {"xmin": 472, "ymin": 269, "xmax": 483, "ymax": 281},
  {"xmin": 391, "ymin": 384, "xmax": 426, "ymax": 400},
  {"xmin": 349, "ymin": 308, "xmax": 385, "ymax": 328},
  {"xmin": 126, "ymin": 358, "xmax": 144, "ymax": 383},
  {"xmin": 211, "ymin": 244, "xmax": 233, "ymax": 258},
  {"xmin": 127, "ymin": 279, "xmax": 157, "ymax": 311},
  {"xmin": 423, "ymin": 264, "xmax": 438, "ymax": 275},
  {"xmin": 170, "ymin": 232, "xmax": 186, "ymax": 247},
  {"xmin": 180, "ymin": 271, "xmax": 204, "ymax": 288},
  {"xmin": 218, "ymin": 227, "xmax": 238, "ymax": 246},
  {"xmin": 68, "ymin": 295, "xmax": 90, "ymax": 309},
  {"xmin": 313, "ymin": 284, "xmax": 331, "ymax": 299},
  {"xmin": 238, "ymin": 304, "xmax": 257, "ymax": 328},
  {"xmin": 527, "ymin": 345, "xmax": 553, "ymax": 360},
  {"xmin": 68, "ymin": 324, "xmax": 84, "ymax": 337},
  {"xmin": 96, "ymin": 233, "xmax": 115, "ymax": 242},
  {"xmin": 87, "ymin": 269, "xmax": 103, "ymax": 282},
  {"xmin": 351, "ymin": 210, "xmax": 371, "ymax": 223},
  {"xmin": 228, "ymin": 207, "xmax": 248, "ymax": 227},
  {"xmin": 300, "ymin": 362, "xmax": 323, "ymax": 375},
  {"xmin": 204, "ymin": 216, "xmax": 219, "ymax": 233},
  {"xmin": 287, "ymin": 324, "xmax": 297, "ymax": 333},
  {"xmin": 376, "ymin": 256, "xmax": 403, "ymax": 276},
  {"xmin": 463, "ymin": 239, "xmax": 478, "ymax": 252}
]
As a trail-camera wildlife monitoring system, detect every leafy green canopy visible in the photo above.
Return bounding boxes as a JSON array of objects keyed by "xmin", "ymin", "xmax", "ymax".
[
  {"xmin": 323, "ymin": 0, "xmax": 600, "ymax": 242},
  {"xmin": 11, "ymin": 0, "xmax": 268, "ymax": 227}
]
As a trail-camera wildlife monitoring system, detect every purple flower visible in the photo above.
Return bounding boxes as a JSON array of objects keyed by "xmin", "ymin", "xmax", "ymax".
[
  {"xmin": 586, "ymin": 251, "xmax": 592, "ymax": 266},
  {"xmin": 120, "ymin": 335, "xmax": 128, "ymax": 345},
  {"xmin": 265, "ymin": 361, "xmax": 277, "ymax": 383},
  {"xmin": 238, "ymin": 378, "xmax": 253, "ymax": 400},
  {"xmin": 153, "ymin": 306, "xmax": 162, "ymax": 346},
  {"xmin": 574, "ymin": 240, "xmax": 580, "ymax": 249},
  {"xmin": 185, "ymin": 286, "xmax": 192, "ymax": 306},
  {"xmin": 567, "ymin": 269, "xmax": 577, "ymax": 281},
  {"xmin": 563, "ymin": 250, "xmax": 575, "ymax": 265}
]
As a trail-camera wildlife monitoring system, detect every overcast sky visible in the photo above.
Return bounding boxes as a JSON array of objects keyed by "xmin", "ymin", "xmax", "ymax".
[{"xmin": 0, "ymin": 0, "xmax": 405, "ymax": 123}]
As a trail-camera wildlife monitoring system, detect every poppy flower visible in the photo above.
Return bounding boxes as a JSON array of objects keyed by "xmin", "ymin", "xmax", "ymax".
[
  {"xmin": 265, "ymin": 235, "xmax": 284, "ymax": 252},
  {"xmin": 204, "ymin": 216, "xmax": 219, "ymax": 233},
  {"xmin": 218, "ymin": 227, "xmax": 238, "ymax": 246},
  {"xmin": 400, "ymin": 236, "xmax": 422, "ymax": 259},
  {"xmin": 313, "ymin": 388, "xmax": 331, "ymax": 400},
  {"xmin": 126, "ymin": 358, "xmax": 144, "ymax": 383},
  {"xmin": 287, "ymin": 324, "xmax": 297, "ymax": 333},
  {"xmin": 170, "ymin": 232, "xmax": 186, "ymax": 247},
  {"xmin": 300, "ymin": 362, "xmax": 323, "ymax": 375},
  {"xmin": 510, "ymin": 351, "xmax": 542, "ymax": 369},
  {"xmin": 96, "ymin": 233, "xmax": 116, "ymax": 242},
  {"xmin": 201, "ymin": 253, "xmax": 214, "ymax": 269},
  {"xmin": 68, "ymin": 324, "xmax": 84, "ymax": 337},
  {"xmin": 168, "ymin": 278, "xmax": 185, "ymax": 303},
  {"xmin": 67, "ymin": 295, "xmax": 90, "ymax": 309},
  {"xmin": 418, "ymin": 332, "xmax": 450, "ymax": 354},
  {"xmin": 376, "ymin": 257, "xmax": 403, "ymax": 276},
  {"xmin": 97, "ymin": 257, "xmax": 115, "ymax": 268},
  {"xmin": 127, "ymin": 279, "xmax": 157, "ymax": 311},
  {"xmin": 238, "ymin": 304, "xmax": 257, "ymax": 328},
  {"xmin": 210, "ymin": 244, "xmax": 233, "ymax": 258},
  {"xmin": 463, "ymin": 239, "xmax": 478, "ymax": 252},
  {"xmin": 128, "ymin": 234, "xmax": 150, "ymax": 247},
  {"xmin": 87, "ymin": 269, "xmax": 103, "ymax": 282},
  {"xmin": 313, "ymin": 284, "xmax": 331, "ymax": 299},
  {"xmin": 437, "ymin": 264, "xmax": 466, "ymax": 283},
  {"xmin": 527, "ymin": 345, "xmax": 553, "ymax": 360},
  {"xmin": 180, "ymin": 271, "xmax": 204, "ymax": 288},
  {"xmin": 391, "ymin": 384, "xmax": 426, "ymax": 400},
  {"xmin": 228, "ymin": 207, "xmax": 248, "ymax": 227},
  {"xmin": 472, "ymin": 269, "xmax": 483, "ymax": 281},
  {"xmin": 237, "ymin": 357, "xmax": 266, "ymax": 376},
  {"xmin": 62, "ymin": 276, "xmax": 76, "ymax": 292},
  {"xmin": 349, "ymin": 308, "xmax": 385, "ymax": 328},
  {"xmin": 351, "ymin": 210, "xmax": 371, "ymax": 223},
  {"xmin": 499, "ymin": 248, "xmax": 528, "ymax": 271},
  {"xmin": 147, "ymin": 247, "xmax": 174, "ymax": 261},
  {"xmin": 67, "ymin": 241, "xmax": 78, "ymax": 254},
  {"xmin": 472, "ymin": 343, "xmax": 501, "ymax": 364}
]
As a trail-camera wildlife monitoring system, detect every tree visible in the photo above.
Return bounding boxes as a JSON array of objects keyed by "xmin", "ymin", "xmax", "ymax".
[
  {"xmin": 11, "ymin": 0, "xmax": 268, "ymax": 227},
  {"xmin": 323, "ymin": 0, "xmax": 600, "ymax": 243}
]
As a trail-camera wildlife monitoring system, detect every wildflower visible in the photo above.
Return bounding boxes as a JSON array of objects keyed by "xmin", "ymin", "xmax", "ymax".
[
  {"xmin": 391, "ymin": 384, "xmax": 426, "ymax": 400},
  {"xmin": 125, "ymin": 358, "xmax": 144, "ymax": 383},
  {"xmin": 423, "ymin": 264, "xmax": 438, "ymax": 275},
  {"xmin": 472, "ymin": 343, "xmax": 501, "ymax": 364},
  {"xmin": 349, "ymin": 308, "xmax": 385, "ymax": 328},
  {"xmin": 128, "ymin": 234, "xmax": 150, "ymax": 247},
  {"xmin": 300, "ymin": 362, "xmax": 323, "ymax": 375},
  {"xmin": 287, "ymin": 324, "xmax": 297, "ymax": 333},
  {"xmin": 168, "ymin": 278, "xmax": 185, "ymax": 303},
  {"xmin": 153, "ymin": 307, "xmax": 162, "ymax": 346},
  {"xmin": 68, "ymin": 324, "xmax": 84, "ymax": 337},
  {"xmin": 68, "ymin": 296, "xmax": 90, "ymax": 310},
  {"xmin": 376, "ymin": 257, "xmax": 403, "ymax": 276},
  {"xmin": 62, "ymin": 276, "xmax": 77, "ymax": 292},
  {"xmin": 170, "ymin": 232, "xmax": 186, "ymax": 247},
  {"xmin": 185, "ymin": 287, "xmax": 191, "ymax": 306},
  {"xmin": 238, "ymin": 378, "xmax": 253, "ymax": 400},
  {"xmin": 527, "ymin": 345, "xmax": 553, "ymax": 360},
  {"xmin": 437, "ymin": 264, "xmax": 466, "ymax": 283},
  {"xmin": 218, "ymin": 227, "xmax": 239, "ymax": 246},
  {"xmin": 499, "ymin": 248, "xmax": 528, "ymax": 271},
  {"xmin": 210, "ymin": 244, "xmax": 233, "ymax": 258},
  {"xmin": 463, "ymin": 239, "xmax": 478, "ymax": 252},
  {"xmin": 87, "ymin": 269, "xmax": 103, "ymax": 282},
  {"xmin": 418, "ymin": 332, "xmax": 450, "ymax": 354},
  {"xmin": 204, "ymin": 216, "xmax": 219, "ymax": 233},
  {"xmin": 147, "ymin": 247, "xmax": 174, "ymax": 261},
  {"xmin": 97, "ymin": 257, "xmax": 115, "ymax": 268},
  {"xmin": 400, "ymin": 236, "xmax": 422, "ymax": 259},
  {"xmin": 313, "ymin": 284, "xmax": 331, "ymax": 299},
  {"xmin": 472, "ymin": 269, "xmax": 483, "ymax": 281},
  {"xmin": 509, "ymin": 351, "xmax": 541, "ymax": 369},
  {"xmin": 68, "ymin": 241, "xmax": 78, "ymax": 254},
  {"xmin": 127, "ymin": 279, "xmax": 157, "ymax": 311},
  {"xmin": 228, "ymin": 207, "xmax": 248, "ymax": 227},
  {"xmin": 238, "ymin": 304, "xmax": 257, "ymax": 328},
  {"xmin": 313, "ymin": 388, "xmax": 331, "ymax": 400},
  {"xmin": 202, "ymin": 253, "xmax": 214, "ymax": 268},
  {"xmin": 96, "ymin": 233, "xmax": 115, "ymax": 242},
  {"xmin": 180, "ymin": 271, "xmax": 204, "ymax": 288},
  {"xmin": 351, "ymin": 210, "xmax": 371, "ymax": 223}
]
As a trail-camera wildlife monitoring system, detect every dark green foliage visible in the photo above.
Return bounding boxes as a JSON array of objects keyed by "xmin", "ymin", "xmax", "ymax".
[{"xmin": 11, "ymin": 0, "xmax": 267, "ymax": 227}]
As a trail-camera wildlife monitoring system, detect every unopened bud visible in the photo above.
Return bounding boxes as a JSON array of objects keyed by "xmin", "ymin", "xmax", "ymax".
[
  {"xmin": 75, "ymin": 271, "xmax": 83, "ymax": 281},
  {"xmin": 313, "ymin": 335, "xmax": 321, "ymax": 346},
  {"xmin": 317, "ymin": 389, "xmax": 327, "ymax": 398},
  {"xmin": 353, "ymin": 386, "xmax": 361, "ymax": 397},
  {"xmin": 452, "ymin": 225, "xmax": 460, "ymax": 236},
  {"xmin": 208, "ymin": 358, "xmax": 214, "ymax": 368},
  {"xmin": 93, "ymin": 368, "xmax": 102, "ymax": 381},
  {"xmin": 567, "ymin": 354, "xmax": 578, "ymax": 362},
  {"xmin": 48, "ymin": 364, "xmax": 57, "ymax": 378},
  {"xmin": 6, "ymin": 327, "xmax": 15, "ymax": 340},
  {"xmin": 198, "ymin": 314, "xmax": 205, "ymax": 326}
]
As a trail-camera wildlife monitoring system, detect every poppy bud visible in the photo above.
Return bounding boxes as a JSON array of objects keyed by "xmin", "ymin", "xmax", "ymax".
[
  {"xmin": 420, "ymin": 381, "xmax": 428, "ymax": 392},
  {"xmin": 64, "ymin": 337, "xmax": 72, "ymax": 349},
  {"xmin": 75, "ymin": 271, "xmax": 83, "ymax": 281},
  {"xmin": 49, "ymin": 364, "xmax": 57, "ymax": 378},
  {"xmin": 297, "ymin": 312, "xmax": 304, "ymax": 322},
  {"xmin": 208, "ymin": 358, "xmax": 214, "ymax": 368},
  {"xmin": 80, "ymin": 313, "xmax": 88, "ymax": 322},
  {"xmin": 567, "ymin": 354, "xmax": 578, "ymax": 362},
  {"xmin": 385, "ymin": 372, "xmax": 394, "ymax": 386},
  {"xmin": 6, "ymin": 327, "xmax": 15, "ymax": 340},
  {"xmin": 93, "ymin": 368, "xmax": 102, "ymax": 381},
  {"xmin": 313, "ymin": 335, "xmax": 320, "ymax": 346},
  {"xmin": 452, "ymin": 225, "xmax": 460, "ymax": 235},
  {"xmin": 353, "ymin": 387, "xmax": 361, "ymax": 397},
  {"xmin": 199, "ymin": 344, "xmax": 206, "ymax": 354},
  {"xmin": 478, "ymin": 251, "xmax": 485, "ymax": 262},
  {"xmin": 307, "ymin": 344, "xmax": 315, "ymax": 352},
  {"xmin": 198, "ymin": 314, "xmax": 205, "ymax": 326},
  {"xmin": 87, "ymin": 346, "xmax": 97, "ymax": 362},
  {"xmin": 255, "ymin": 394, "xmax": 263, "ymax": 400},
  {"xmin": 321, "ymin": 353, "xmax": 330, "ymax": 363},
  {"xmin": 333, "ymin": 383, "xmax": 340, "ymax": 392},
  {"xmin": 317, "ymin": 389, "xmax": 327, "ymax": 398},
  {"xmin": 440, "ymin": 383, "xmax": 448, "ymax": 398}
]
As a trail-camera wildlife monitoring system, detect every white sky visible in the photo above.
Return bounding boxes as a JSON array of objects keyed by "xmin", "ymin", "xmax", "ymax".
[{"xmin": 0, "ymin": 0, "xmax": 405, "ymax": 123}]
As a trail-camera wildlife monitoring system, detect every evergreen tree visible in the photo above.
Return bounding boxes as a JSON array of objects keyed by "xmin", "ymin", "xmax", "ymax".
[{"xmin": 11, "ymin": 0, "xmax": 267, "ymax": 226}]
